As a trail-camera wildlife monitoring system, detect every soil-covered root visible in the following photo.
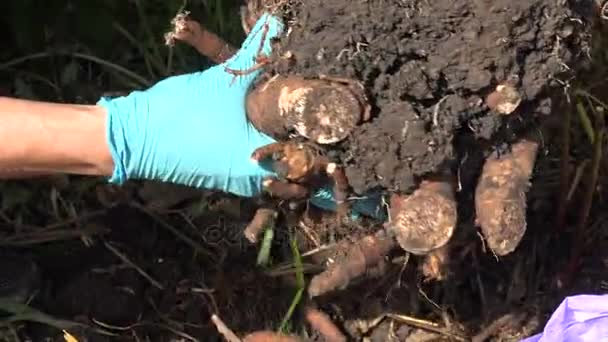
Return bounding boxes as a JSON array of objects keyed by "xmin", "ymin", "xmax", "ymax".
[
  {"xmin": 252, "ymin": 141, "xmax": 351, "ymax": 218},
  {"xmin": 241, "ymin": 308, "xmax": 345, "ymax": 342},
  {"xmin": 308, "ymin": 231, "xmax": 396, "ymax": 298},
  {"xmin": 304, "ymin": 307, "xmax": 347, "ymax": 342},
  {"xmin": 244, "ymin": 207, "xmax": 278, "ymax": 243},
  {"xmin": 386, "ymin": 177, "xmax": 457, "ymax": 255},
  {"xmin": 475, "ymin": 137, "xmax": 540, "ymax": 256},
  {"xmin": 247, "ymin": 75, "xmax": 370, "ymax": 144},
  {"xmin": 267, "ymin": 0, "xmax": 591, "ymax": 196},
  {"xmin": 242, "ymin": 331, "xmax": 303, "ymax": 342}
]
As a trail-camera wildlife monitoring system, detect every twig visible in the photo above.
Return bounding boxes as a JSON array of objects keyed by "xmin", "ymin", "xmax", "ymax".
[
  {"xmin": 386, "ymin": 313, "xmax": 467, "ymax": 341},
  {"xmin": 211, "ymin": 314, "xmax": 241, "ymax": 342},
  {"xmin": 104, "ymin": 241, "xmax": 164, "ymax": 290}
]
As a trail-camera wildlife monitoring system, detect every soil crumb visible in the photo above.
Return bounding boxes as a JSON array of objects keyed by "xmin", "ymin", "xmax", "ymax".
[{"xmin": 271, "ymin": 0, "xmax": 592, "ymax": 194}]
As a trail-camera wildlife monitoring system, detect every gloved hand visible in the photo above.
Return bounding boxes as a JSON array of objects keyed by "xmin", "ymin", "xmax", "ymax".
[{"xmin": 97, "ymin": 13, "xmax": 385, "ymax": 220}]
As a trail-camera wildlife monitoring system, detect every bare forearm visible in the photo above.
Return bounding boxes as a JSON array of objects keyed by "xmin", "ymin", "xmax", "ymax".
[{"xmin": 0, "ymin": 97, "xmax": 114, "ymax": 177}]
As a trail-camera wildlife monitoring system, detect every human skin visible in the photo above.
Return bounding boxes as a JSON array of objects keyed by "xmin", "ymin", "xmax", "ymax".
[
  {"xmin": 0, "ymin": 25, "xmax": 236, "ymax": 180},
  {"xmin": 0, "ymin": 97, "xmax": 113, "ymax": 179}
]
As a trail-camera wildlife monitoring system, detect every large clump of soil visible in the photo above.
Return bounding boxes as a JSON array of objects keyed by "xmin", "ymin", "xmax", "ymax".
[{"xmin": 271, "ymin": 0, "xmax": 592, "ymax": 195}]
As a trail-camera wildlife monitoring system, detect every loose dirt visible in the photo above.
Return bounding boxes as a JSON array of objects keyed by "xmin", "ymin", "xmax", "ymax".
[{"xmin": 270, "ymin": 0, "xmax": 592, "ymax": 195}]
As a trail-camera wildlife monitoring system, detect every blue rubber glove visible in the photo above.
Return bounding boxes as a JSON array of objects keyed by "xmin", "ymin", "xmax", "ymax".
[{"xmin": 97, "ymin": 13, "xmax": 385, "ymax": 220}]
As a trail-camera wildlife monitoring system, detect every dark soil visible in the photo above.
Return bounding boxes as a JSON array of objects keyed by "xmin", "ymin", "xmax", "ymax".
[{"xmin": 270, "ymin": 0, "xmax": 593, "ymax": 195}]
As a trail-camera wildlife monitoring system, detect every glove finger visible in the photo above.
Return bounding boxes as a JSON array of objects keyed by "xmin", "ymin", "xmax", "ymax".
[{"xmin": 222, "ymin": 13, "xmax": 285, "ymax": 84}]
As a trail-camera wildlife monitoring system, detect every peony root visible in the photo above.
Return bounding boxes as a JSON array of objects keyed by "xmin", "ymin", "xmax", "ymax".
[
  {"xmin": 244, "ymin": 207, "xmax": 278, "ymax": 243},
  {"xmin": 386, "ymin": 177, "xmax": 457, "ymax": 255},
  {"xmin": 164, "ymin": 11, "xmax": 236, "ymax": 64},
  {"xmin": 242, "ymin": 332, "xmax": 303, "ymax": 342},
  {"xmin": 475, "ymin": 138, "xmax": 539, "ymax": 256},
  {"xmin": 308, "ymin": 231, "xmax": 396, "ymax": 298},
  {"xmin": 253, "ymin": 141, "xmax": 351, "ymax": 219},
  {"xmin": 241, "ymin": 308, "xmax": 345, "ymax": 342},
  {"xmin": 304, "ymin": 307, "xmax": 347, "ymax": 342},
  {"xmin": 247, "ymin": 75, "xmax": 370, "ymax": 144}
]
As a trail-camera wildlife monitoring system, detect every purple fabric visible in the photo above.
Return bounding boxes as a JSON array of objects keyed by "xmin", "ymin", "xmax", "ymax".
[{"xmin": 521, "ymin": 294, "xmax": 608, "ymax": 342}]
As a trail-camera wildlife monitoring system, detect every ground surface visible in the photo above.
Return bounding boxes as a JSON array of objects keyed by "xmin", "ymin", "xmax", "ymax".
[{"xmin": 1, "ymin": 0, "xmax": 608, "ymax": 341}]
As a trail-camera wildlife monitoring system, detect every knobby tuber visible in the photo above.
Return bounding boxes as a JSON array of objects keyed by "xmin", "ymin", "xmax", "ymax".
[
  {"xmin": 244, "ymin": 207, "xmax": 278, "ymax": 243},
  {"xmin": 252, "ymin": 141, "xmax": 351, "ymax": 219},
  {"xmin": 475, "ymin": 138, "xmax": 540, "ymax": 256},
  {"xmin": 387, "ymin": 177, "xmax": 458, "ymax": 255},
  {"xmin": 247, "ymin": 75, "xmax": 371, "ymax": 144},
  {"xmin": 308, "ymin": 231, "xmax": 396, "ymax": 298}
]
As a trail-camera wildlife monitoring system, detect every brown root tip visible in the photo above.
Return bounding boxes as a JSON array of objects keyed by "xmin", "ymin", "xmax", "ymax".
[
  {"xmin": 421, "ymin": 245, "xmax": 450, "ymax": 281},
  {"xmin": 308, "ymin": 233, "xmax": 395, "ymax": 298},
  {"xmin": 263, "ymin": 178, "xmax": 310, "ymax": 200},
  {"xmin": 244, "ymin": 208, "xmax": 278, "ymax": 243},
  {"xmin": 242, "ymin": 331, "xmax": 303, "ymax": 342},
  {"xmin": 485, "ymin": 84, "xmax": 522, "ymax": 115},
  {"xmin": 475, "ymin": 139, "xmax": 539, "ymax": 256},
  {"xmin": 281, "ymin": 142, "xmax": 316, "ymax": 181},
  {"xmin": 304, "ymin": 308, "xmax": 347, "ymax": 342},
  {"xmin": 388, "ymin": 179, "xmax": 457, "ymax": 255}
]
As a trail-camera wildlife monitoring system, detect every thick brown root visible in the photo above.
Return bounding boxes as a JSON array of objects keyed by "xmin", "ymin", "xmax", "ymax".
[
  {"xmin": 387, "ymin": 177, "xmax": 457, "ymax": 255},
  {"xmin": 305, "ymin": 308, "xmax": 347, "ymax": 342},
  {"xmin": 242, "ymin": 332, "xmax": 303, "ymax": 342},
  {"xmin": 247, "ymin": 75, "xmax": 369, "ymax": 144},
  {"xmin": 244, "ymin": 207, "xmax": 278, "ymax": 243},
  {"xmin": 308, "ymin": 231, "xmax": 396, "ymax": 298},
  {"xmin": 252, "ymin": 142, "xmax": 316, "ymax": 182},
  {"xmin": 475, "ymin": 138, "xmax": 539, "ymax": 256},
  {"xmin": 263, "ymin": 178, "xmax": 310, "ymax": 200},
  {"xmin": 241, "ymin": 308, "xmax": 345, "ymax": 342}
]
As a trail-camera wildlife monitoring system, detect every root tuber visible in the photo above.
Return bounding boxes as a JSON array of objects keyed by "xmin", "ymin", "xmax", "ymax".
[
  {"xmin": 263, "ymin": 178, "xmax": 311, "ymax": 200},
  {"xmin": 305, "ymin": 308, "xmax": 347, "ymax": 342},
  {"xmin": 247, "ymin": 75, "xmax": 370, "ymax": 144},
  {"xmin": 253, "ymin": 141, "xmax": 351, "ymax": 218},
  {"xmin": 241, "ymin": 307, "xmax": 345, "ymax": 342},
  {"xmin": 242, "ymin": 332, "xmax": 303, "ymax": 342},
  {"xmin": 244, "ymin": 207, "xmax": 278, "ymax": 243},
  {"xmin": 386, "ymin": 177, "xmax": 457, "ymax": 255},
  {"xmin": 164, "ymin": 11, "xmax": 236, "ymax": 64},
  {"xmin": 475, "ymin": 138, "xmax": 539, "ymax": 256},
  {"xmin": 308, "ymin": 231, "xmax": 396, "ymax": 298}
]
